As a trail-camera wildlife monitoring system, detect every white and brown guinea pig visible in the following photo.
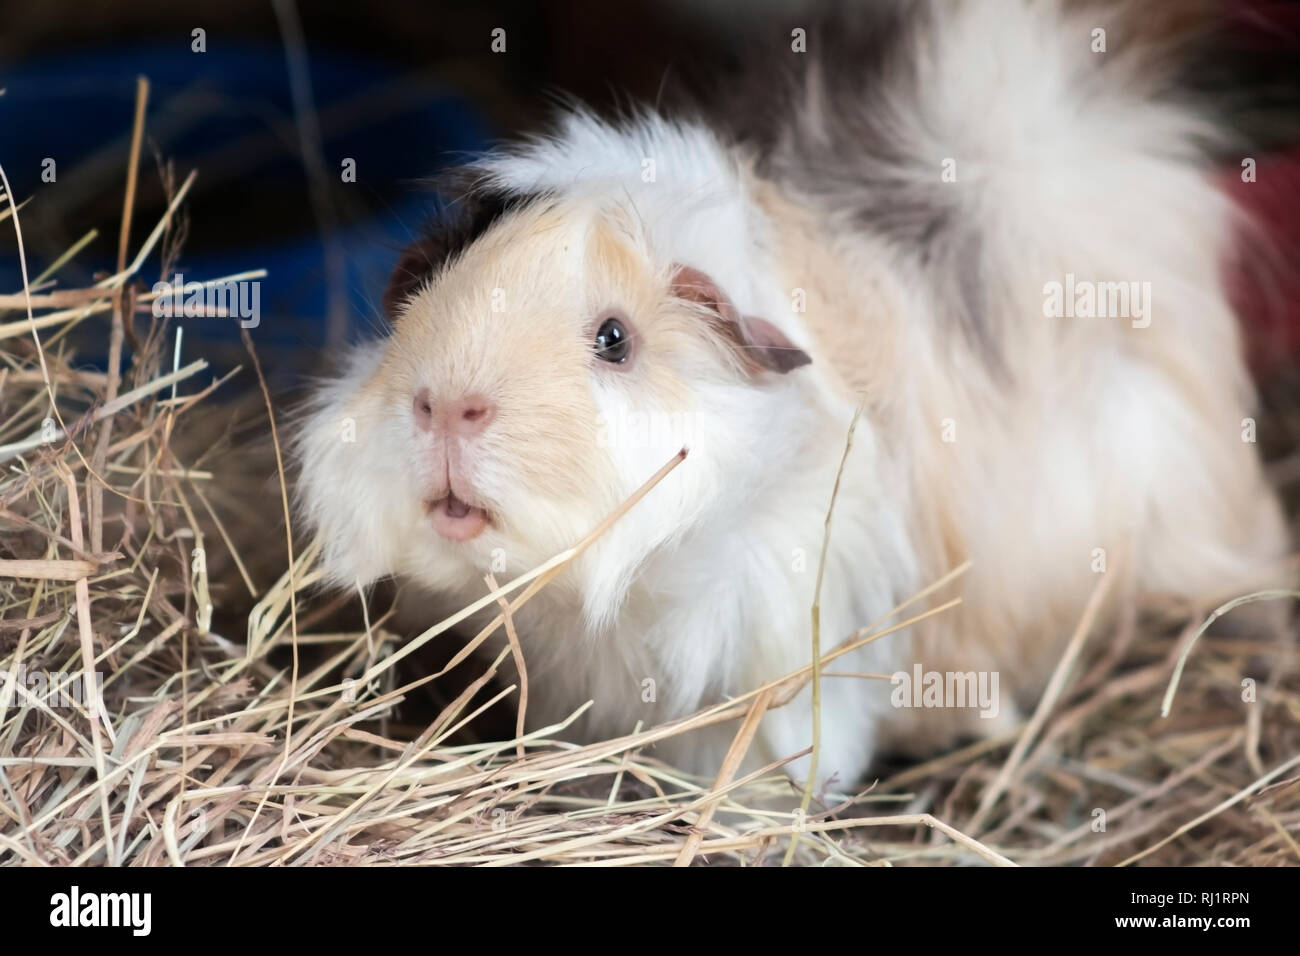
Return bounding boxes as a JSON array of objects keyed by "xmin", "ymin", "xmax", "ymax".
[{"xmin": 296, "ymin": 0, "xmax": 1289, "ymax": 793}]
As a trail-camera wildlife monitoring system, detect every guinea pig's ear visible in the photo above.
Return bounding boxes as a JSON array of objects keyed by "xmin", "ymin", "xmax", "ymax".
[{"xmin": 670, "ymin": 264, "xmax": 811, "ymax": 375}]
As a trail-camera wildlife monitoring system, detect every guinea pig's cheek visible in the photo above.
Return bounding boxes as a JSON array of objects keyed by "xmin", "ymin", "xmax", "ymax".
[
  {"xmin": 587, "ymin": 380, "xmax": 691, "ymax": 506},
  {"xmin": 469, "ymin": 480, "xmax": 572, "ymax": 558}
]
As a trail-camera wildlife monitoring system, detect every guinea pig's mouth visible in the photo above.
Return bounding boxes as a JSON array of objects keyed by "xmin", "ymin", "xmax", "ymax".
[{"xmin": 425, "ymin": 493, "xmax": 492, "ymax": 542}]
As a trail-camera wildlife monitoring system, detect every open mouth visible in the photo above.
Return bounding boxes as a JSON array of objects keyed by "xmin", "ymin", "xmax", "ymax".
[{"xmin": 427, "ymin": 493, "xmax": 491, "ymax": 542}]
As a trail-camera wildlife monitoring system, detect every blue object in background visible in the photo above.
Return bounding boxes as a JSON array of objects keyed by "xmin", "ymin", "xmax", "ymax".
[{"xmin": 0, "ymin": 43, "xmax": 494, "ymax": 363}]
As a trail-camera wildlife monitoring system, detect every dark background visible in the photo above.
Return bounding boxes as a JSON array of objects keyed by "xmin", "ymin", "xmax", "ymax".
[{"xmin": 0, "ymin": 0, "xmax": 754, "ymax": 375}]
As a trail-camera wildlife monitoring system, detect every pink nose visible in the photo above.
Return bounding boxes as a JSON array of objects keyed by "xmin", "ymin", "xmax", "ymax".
[{"xmin": 413, "ymin": 389, "xmax": 497, "ymax": 436}]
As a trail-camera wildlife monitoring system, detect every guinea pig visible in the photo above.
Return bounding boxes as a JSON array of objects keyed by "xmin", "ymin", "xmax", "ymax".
[{"xmin": 295, "ymin": 0, "xmax": 1289, "ymax": 794}]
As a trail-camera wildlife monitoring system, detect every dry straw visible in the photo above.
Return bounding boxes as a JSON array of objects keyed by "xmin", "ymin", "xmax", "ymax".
[{"xmin": 2, "ymin": 96, "xmax": 1298, "ymax": 867}]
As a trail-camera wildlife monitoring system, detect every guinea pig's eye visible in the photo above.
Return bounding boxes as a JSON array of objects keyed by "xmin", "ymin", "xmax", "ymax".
[{"xmin": 593, "ymin": 316, "xmax": 631, "ymax": 364}]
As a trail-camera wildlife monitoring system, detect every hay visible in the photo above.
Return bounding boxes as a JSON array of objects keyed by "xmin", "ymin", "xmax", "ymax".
[{"xmin": 2, "ymin": 113, "xmax": 1299, "ymax": 868}]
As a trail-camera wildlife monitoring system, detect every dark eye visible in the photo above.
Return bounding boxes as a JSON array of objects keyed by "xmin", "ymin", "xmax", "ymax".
[{"xmin": 594, "ymin": 316, "xmax": 631, "ymax": 364}]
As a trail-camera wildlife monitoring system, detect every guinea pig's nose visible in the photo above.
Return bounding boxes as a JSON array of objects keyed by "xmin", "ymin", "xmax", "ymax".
[
  {"xmin": 413, "ymin": 389, "xmax": 496, "ymax": 436},
  {"xmin": 413, "ymin": 389, "xmax": 436, "ymax": 432},
  {"xmin": 446, "ymin": 394, "xmax": 496, "ymax": 435}
]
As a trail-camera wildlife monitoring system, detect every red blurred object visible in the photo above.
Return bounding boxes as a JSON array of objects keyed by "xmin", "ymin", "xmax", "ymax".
[
  {"xmin": 1219, "ymin": 0, "xmax": 1300, "ymax": 382},
  {"xmin": 1222, "ymin": 146, "xmax": 1300, "ymax": 381}
]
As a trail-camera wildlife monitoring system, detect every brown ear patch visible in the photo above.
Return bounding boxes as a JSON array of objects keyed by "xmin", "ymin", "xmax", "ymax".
[
  {"xmin": 383, "ymin": 232, "xmax": 453, "ymax": 321},
  {"xmin": 670, "ymin": 264, "xmax": 811, "ymax": 375},
  {"xmin": 383, "ymin": 187, "xmax": 531, "ymax": 321}
]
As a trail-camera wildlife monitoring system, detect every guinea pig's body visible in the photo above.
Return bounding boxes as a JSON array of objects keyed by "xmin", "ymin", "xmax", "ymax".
[{"xmin": 296, "ymin": 1, "xmax": 1288, "ymax": 792}]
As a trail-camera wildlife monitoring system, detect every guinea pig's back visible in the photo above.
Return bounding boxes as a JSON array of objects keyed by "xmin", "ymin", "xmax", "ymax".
[{"xmin": 739, "ymin": 0, "xmax": 1290, "ymax": 724}]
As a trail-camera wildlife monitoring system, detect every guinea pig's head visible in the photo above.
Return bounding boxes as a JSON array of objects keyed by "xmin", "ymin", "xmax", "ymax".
[{"xmin": 296, "ymin": 181, "xmax": 816, "ymax": 627}]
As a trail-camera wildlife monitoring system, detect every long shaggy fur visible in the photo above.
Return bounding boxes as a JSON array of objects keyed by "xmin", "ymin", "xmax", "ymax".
[{"xmin": 295, "ymin": 0, "xmax": 1288, "ymax": 791}]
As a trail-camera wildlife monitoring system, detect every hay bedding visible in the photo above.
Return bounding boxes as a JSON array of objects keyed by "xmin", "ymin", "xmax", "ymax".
[{"xmin": 2, "ymin": 101, "xmax": 1299, "ymax": 869}]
